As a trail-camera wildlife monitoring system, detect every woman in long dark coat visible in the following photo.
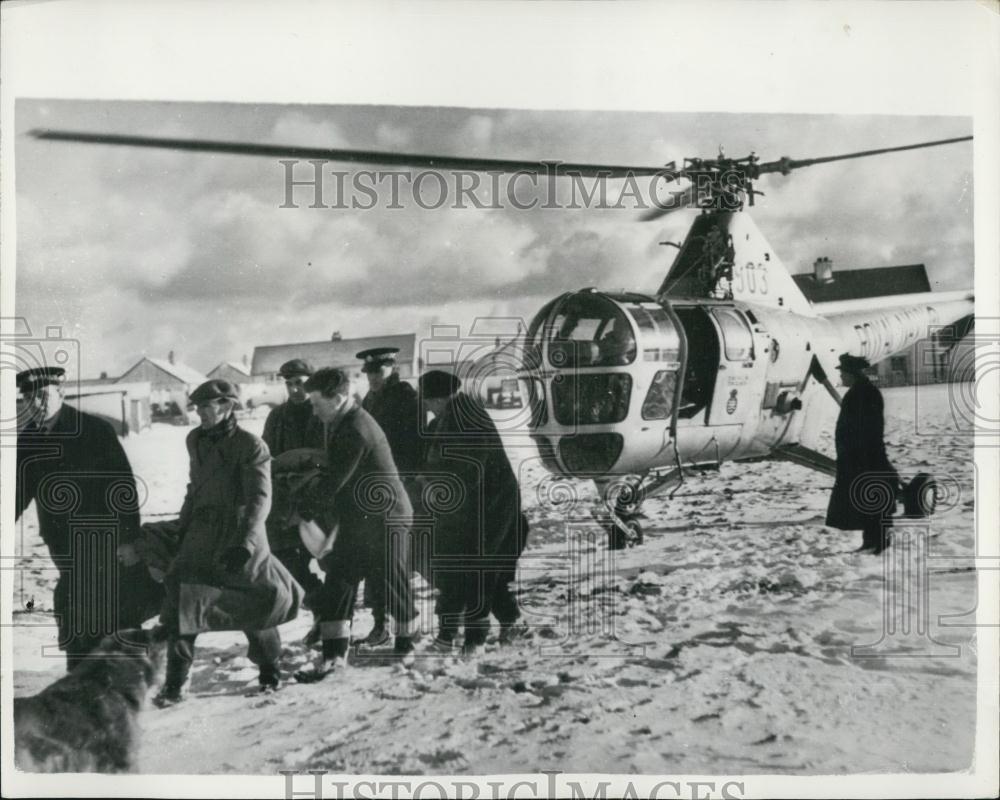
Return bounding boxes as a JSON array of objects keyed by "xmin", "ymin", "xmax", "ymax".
[
  {"xmin": 419, "ymin": 370, "xmax": 528, "ymax": 654},
  {"xmin": 155, "ymin": 380, "xmax": 303, "ymax": 706},
  {"xmin": 826, "ymin": 354, "xmax": 899, "ymax": 554}
]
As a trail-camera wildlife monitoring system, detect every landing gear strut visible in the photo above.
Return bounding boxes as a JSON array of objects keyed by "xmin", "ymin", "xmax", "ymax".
[
  {"xmin": 607, "ymin": 515, "xmax": 644, "ymax": 550},
  {"xmin": 600, "ymin": 468, "xmax": 684, "ymax": 550}
]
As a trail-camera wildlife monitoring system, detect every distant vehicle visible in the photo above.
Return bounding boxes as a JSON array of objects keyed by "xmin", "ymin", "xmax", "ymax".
[
  {"xmin": 241, "ymin": 382, "xmax": 286, "ymax": 411},
  {"xmin": 486, "ymin": 378, "xmax": 523, "ymax": 409}
]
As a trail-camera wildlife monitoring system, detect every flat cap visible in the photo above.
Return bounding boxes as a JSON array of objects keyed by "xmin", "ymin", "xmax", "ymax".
[
  {"xmin": 278, "ymin": 358, "xmax": 314, "ymax": 379},
  {"xmin": 16, "ymin": 366, "xmax": 66, "ymax": 391},
  {"xmin": 837, "ymin": 353, "xmax": 871, "ymax": 374},
  {"xmin": 418, "ymin": 370, "xmax": 461, "ymax": 399},
  {"xmin": 357, "ymin": 347, "xmax": 399, "ymax": 373},
  {"xmin": 189, "ymin": 379, "xmax": 241, "ymax": 405}
]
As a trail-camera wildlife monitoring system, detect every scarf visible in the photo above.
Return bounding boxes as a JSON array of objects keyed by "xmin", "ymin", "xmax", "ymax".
[{"xmin": 200, "ymin": 412, "xmax": 238, "ymax": 444}]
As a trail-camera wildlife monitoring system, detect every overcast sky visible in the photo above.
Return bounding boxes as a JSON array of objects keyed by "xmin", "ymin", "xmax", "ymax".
[{"xmin": 14, "ymin": 100, "xmax": 973, "ymax": 378}]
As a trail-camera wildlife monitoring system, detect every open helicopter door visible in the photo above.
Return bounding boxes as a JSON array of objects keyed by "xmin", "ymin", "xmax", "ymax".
[{"xmin": 670, "ymin": 303, "xmax": 766, "ymax": 463}]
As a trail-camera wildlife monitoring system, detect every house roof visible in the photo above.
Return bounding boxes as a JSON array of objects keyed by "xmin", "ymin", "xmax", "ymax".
[
  {"xmin": 120, "ymin": 357, "xmax": 207, "ymax": 386},
  {"xmin": 792, "ymin": 264, "xmax": 931, "ymax": 303},
  {"xmin": 251, "ymin": 334, "xmax": 416, "ymax": 376},
  {"xmin": 208, "ymin": 361, "xmax": 251, "ymax": 378}
]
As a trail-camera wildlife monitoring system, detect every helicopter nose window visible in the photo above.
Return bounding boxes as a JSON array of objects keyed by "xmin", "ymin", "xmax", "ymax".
[
  {"xmin": 548, "ymin": 294, "xmax": 637, "ymax": 368},
  {"xmin": 552, "ymin": 374, "xmax": 632, "ymax": 426}
]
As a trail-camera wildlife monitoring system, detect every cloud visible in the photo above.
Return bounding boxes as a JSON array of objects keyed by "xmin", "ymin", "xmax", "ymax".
[{"xmin": 14, "ymin": 101, "xmax": 975, "ymax": 377}]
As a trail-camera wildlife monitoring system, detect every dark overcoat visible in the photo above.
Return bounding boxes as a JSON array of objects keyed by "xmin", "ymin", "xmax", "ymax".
[
  {"xmin": 162, "ymin": 423, "xmax": 303, "ymax": 635},
  {"xmin": 15, "ymin": 405, "xmax": 163, "ymax": 656},
  {"xmin": 422, "ymin": 392, "xmax": 523, "ymax": 565},
  {"xmin": 362, "ymin": 374, "xmax": 422, "ymax": 474},
  {"xmin": 262, "ymin": 399, "xmax": 325, "ymax": 549},
  {"xmin": 302, "ymin": 402, "xmax": 413, "ymax": 563},
  {"xmin": 826, "ymin": 376, "xmax": 899, "ymax": 530}
]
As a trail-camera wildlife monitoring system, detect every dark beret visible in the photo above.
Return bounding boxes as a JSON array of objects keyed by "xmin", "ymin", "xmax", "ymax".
[
  {"xmin": 419, "ymin": 370, "xmax": 461, "ymax": 399},
  {"xmin": 278, "ymin": 359, "xmax": 314, "ymax": 379},
  {"xmin": 837, "ymin": 353, "xmax": 871, "ymax": 374},
  {"xmin": 189, "ymin": 379, "xmax": 241, "ymax": 405},
  {"xmin": 16, "ymin": 366, "xmax": 66, "ymax": 391}
]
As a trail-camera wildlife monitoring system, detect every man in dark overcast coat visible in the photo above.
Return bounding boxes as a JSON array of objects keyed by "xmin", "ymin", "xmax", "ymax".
[
  {"xmin": 826, "ymin": 353, "xmax": 899, "ymax": 554},
  {"xmin": 418, "ymin": 370, "xmax": 528, "ymax": 654},
  {"xmin": 356, "ymin": 346, "xmax": 421, "ymax": 646},
  {"xmin": 15, "ymin": 367, "xmax": 163, "ymax": 671}
]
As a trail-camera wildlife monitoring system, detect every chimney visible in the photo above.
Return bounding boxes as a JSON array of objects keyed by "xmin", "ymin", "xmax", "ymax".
[
  {"xmin": 168, "ymin": 350, "xmax": 176, "ymax": 365},
  {"xmin": 100, "ymin": 371, "xmax": 108, "ymax": 380},
  {"xmin": 331, "ymin": 331, "xmax": 342, "ymax": 341},
  {"xmin": 813, "ymin": 256, "xmax": 833, "ymax": 284},
  {"xmin": 242, "ymin": 353, "xmax": 249, "ymax": 366}
]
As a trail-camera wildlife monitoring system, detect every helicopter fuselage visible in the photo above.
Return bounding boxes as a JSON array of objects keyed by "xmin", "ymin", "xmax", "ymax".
[{"xmin": 518, "ymin": 285, "xmax": 970, "ymax": 487}]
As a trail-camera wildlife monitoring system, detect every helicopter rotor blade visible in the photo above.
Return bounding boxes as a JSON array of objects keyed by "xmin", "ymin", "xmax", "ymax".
[
  {"xmin": 639, "ymin": 186, "xmax": 697, "ymax": 222},
  {"xmin": 755, "ymin": 135, "xmax": 972, "ymax": 176},
  {"xmin": 28, "ymin": 129, "xmax": 669, "ymax": 179}
]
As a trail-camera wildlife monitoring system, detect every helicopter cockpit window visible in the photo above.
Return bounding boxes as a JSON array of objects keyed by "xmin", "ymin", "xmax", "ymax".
[
  {"xmin": 625, "ymin": 304, "xmax": 682, "ymax": 364},
  {"xmin": 524, "ymin": 296, "xmax": 560, "ymax": 371},
  {"xmin": 547, "ymin": 294, "xmax": 637, "ymax": 368},
  {"xmin": 713, "ymin": 308, "xmax": 754, "ymax": 361},
  {"xmin": 552, "ymin": 374, "xmax": 632, "ymax": 426}
]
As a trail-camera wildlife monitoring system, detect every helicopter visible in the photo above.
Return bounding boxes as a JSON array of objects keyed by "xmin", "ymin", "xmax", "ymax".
[{"xmin": 30, "ymin": 127, "xmax": 975, "ymax": 548}]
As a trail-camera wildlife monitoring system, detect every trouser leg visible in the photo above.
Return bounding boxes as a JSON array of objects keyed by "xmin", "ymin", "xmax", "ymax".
[
  {"xmin": 462, "ymin": 569, "xmax": 493, "ymax": 647},
  {"xmin": 861, "ymin": 521, "xmax": 881, "ymax": 550},
  {"xmin": 246, "ymin": 627, "xmax": 282, "ymax": 685},
  {"xmin": 384, "ymin": 525, "xmax": 416, "ymax": 636},
  {"xmin": 872, "ymin": 517, "xmax": 893, "ymax": 554},
  {"xmin": 363, "ymin": 562, "xmax": 387, "ymax": 626},
  {"xmin": 491, "ymin": 569, "xmax": 521, "ymax": 626},
  {"xmin": 434, "ymin": 571, "xmax": 465, "ymax": 641},
  {"xmin": 245, "ymin": 628, "xmax": 281, "ymax": 667},
  {"xmin": 313, "ymin": 557, "xmax": 359, "ymax": 660},
  {"xmin": 165, "ymin": 633, "xmax": 197, "ymax": 688}
]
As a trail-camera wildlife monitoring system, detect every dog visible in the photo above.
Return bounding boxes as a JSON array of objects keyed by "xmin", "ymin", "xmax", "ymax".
[{"xmin": 14, "ymin": 626, "xmax": 167, "ymax": 773}]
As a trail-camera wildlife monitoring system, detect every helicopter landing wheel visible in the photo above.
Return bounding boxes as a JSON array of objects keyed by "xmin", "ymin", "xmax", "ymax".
[{"xmin": 608, "ymin": 517, "xmax": 644, "ymax": 550}]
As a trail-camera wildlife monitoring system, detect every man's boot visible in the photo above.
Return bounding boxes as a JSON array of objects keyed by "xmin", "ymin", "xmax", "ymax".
[
  {"xmin": 256, "ymin": 663, "xmax": 282, "ymax": 694},
  {"xmin": 154, "ymin": 637, "xmax": 193, "ymax": 708},
  {"xmin": 357, "ymin": 613, "xmax": 390, "ymax": 647},
  {"xmin": 392, "ymin": 618, "xmax": 418, "ymax": 665},
  {"xmin": 295, "ymin": 622, "xmax": 350, "ymax": 683}
]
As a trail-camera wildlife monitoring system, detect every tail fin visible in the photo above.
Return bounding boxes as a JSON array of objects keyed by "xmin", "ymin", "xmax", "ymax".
[{"xmin": 658, "ymin": 211, "xmax": 815, "ymax": 315}]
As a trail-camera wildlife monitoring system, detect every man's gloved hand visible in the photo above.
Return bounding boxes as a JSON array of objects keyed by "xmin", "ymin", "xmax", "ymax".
[{"xmin": 221, "ymin": 546, "xmax": 252, "ymax": 574}]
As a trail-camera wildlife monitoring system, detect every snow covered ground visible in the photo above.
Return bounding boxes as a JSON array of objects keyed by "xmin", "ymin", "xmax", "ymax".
[{"xmin": 9, "ymin": 384, "xmax": 979, "ymax": 775}]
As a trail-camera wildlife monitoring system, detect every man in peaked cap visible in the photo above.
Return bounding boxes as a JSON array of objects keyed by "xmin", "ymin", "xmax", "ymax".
[
  {"xmin": 262, "ymin": 359, "xmax": 325, "ymax": 602},
  {"xmin": 355, "ymin": 346, "xmax": 422, "ymax": 647},
  {"xmin": 826, "ymin": 353, "xmax": 900, "ymax": 554},
  {"xmin": 15, "ymin": 366, "xmax": 163, "ymax": 671}
]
